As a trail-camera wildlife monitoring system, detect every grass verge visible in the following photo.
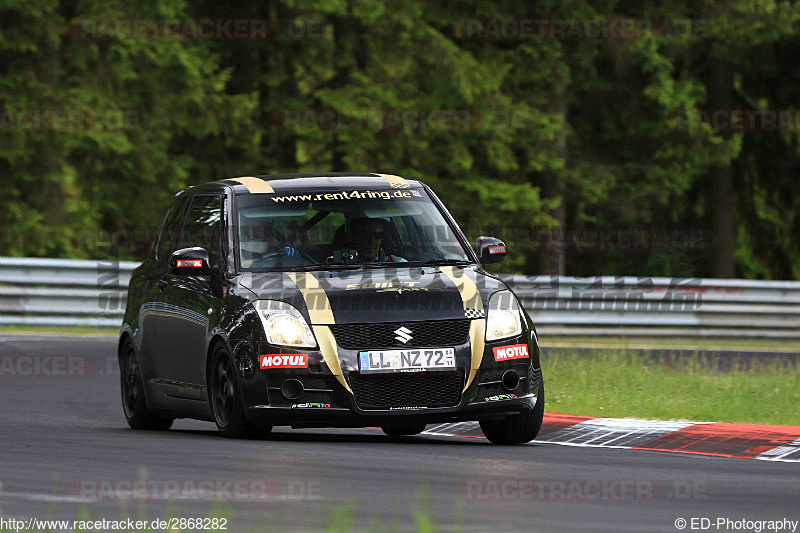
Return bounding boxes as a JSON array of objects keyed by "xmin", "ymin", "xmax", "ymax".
[
  {"xmin": 541, "ymin": 336, "xmax": 800, "ymax": 352},
  {"xmin": 545, "ymin": 350, "xmax": 800, "ymax": 425},
  {"xmin": 0, "ymin": 325, "xmax": 117, "ymax": 336}
]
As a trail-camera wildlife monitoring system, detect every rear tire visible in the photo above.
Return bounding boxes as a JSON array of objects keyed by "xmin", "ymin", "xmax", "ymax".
[
  {"xmin": 120, "ymin": 338, "xmax": 174, "ymax": 431},
  {"xmin": 480, "ymin": 381, "xmax": 544, "ymax": 445},
  {"xmin": 381, "ymin": 423, "xmax": 427, "ymax": 436},
  {"xmin": 209, "ymin": 342, "xmax": 272, "ymax": 439}
]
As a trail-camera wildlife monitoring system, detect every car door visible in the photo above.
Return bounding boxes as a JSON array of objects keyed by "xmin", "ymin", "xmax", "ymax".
[
  {"xmin": 159, "ymin": 194, "xmax": 225, "ymax": 400},
  {"xmin": 139, "ymin": 196, "xmax": 190, "ymax": 390}
]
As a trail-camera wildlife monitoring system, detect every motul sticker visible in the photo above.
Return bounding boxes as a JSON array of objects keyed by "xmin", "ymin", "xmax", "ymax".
[
  {"xmin": 493, "ymin": 344, "xmax": 529, "ymax": 361},
  {"xmin": 177, "ymin": 259, "xmax": 202, "ymax": 267},
  {"xmin": 488, "ymin": 245, "xmax": 506, "ymax": 254},
  {"xmin": 259, "ymin": 354, "xmax": 308, "ymax": 369}
]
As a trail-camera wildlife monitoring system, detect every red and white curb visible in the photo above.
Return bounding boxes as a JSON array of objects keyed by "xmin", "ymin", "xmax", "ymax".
[{"xmin": 417, "ymin": 414, "xmax": 800, "ymax": 462}]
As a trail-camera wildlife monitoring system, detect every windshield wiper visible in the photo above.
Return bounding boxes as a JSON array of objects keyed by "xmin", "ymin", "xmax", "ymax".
[
  {"xmin": 417, "ymin": 259, "xmax": 474, "ymax": 267},
  {"xmin": 359, "ymin": 262, "xmax": 410, "ymax": 269}
]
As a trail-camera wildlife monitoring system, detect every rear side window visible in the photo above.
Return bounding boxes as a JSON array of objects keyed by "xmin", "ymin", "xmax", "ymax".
[
  {"xmin": 179, "ymin": 195, "xmax": 223, "ymax": 267},
  {"xmin": 156, "ymin": 197, "xmax": 189, "ymax": 261}
]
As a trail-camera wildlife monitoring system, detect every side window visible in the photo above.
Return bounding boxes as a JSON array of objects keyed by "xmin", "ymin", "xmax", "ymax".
[
  {"xmin": 179, "ymin": 195, "xmax": 223, "ymax": 267},
  {"xmin": 156, "ymin": 197, "xmax": 189, "ymax": 261}
]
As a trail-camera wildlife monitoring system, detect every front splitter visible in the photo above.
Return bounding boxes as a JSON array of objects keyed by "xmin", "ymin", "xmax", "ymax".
[{"xmin": 246, "ymin": 394, "xmax": 538, "ymax": 428}]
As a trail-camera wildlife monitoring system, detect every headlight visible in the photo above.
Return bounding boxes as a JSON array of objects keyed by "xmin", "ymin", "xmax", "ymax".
[
  {"xmin": 254, "ymin": 300, "xmax": 316, "ymax": 348},
  {"xmin": 485, "ymin": 290, "xmax": 523, "ymax": 341}
]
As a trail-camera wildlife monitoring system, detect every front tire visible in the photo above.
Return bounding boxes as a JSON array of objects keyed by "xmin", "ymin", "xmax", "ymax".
[
  {"xmin": 381, "ymin": 423, "xmax": 427, "ymax": 436},
  {"xmin": 480, "ymin": 381, "xmax": 544, "ymax": 445},
  {"xmin": 120, "ymin": 338, "xmax": 174, "ymax": 431},
  {"xmin": 209, "ymin": 343, "xmax": 272, "ymax": 439}
]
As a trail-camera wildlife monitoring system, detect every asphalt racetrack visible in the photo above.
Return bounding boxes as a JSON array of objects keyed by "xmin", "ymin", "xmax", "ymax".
[{"xmin": 1, "ymin": 335, "xmax": 798, "ymax": 532}]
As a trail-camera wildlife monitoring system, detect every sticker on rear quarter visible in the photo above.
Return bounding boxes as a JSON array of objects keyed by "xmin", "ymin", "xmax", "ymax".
[
  {"xmin": 259, "ymin": 354, "xmax": 308, "ymax": 369},
  {"xmin": 492, "ymin": 344, "xmax": 529, "ymax": 362}
]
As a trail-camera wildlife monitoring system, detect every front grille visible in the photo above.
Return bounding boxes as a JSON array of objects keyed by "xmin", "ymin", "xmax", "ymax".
[
  {"xmin": 330, "ymin": 320, "xmax": 470, "ymax": 349},
  {"xmin": 350, "ymin": 373, "xmax": 463, "ymax": 410}
]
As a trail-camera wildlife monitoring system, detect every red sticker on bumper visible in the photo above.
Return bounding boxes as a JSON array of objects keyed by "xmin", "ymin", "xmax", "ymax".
[
  {"xmin": 493, "ymin": 344, "xmax": 529, "ymax": 361},
  {"xmin": 259, "ymin": 354, "xmax": 309, "ymax": 369}
]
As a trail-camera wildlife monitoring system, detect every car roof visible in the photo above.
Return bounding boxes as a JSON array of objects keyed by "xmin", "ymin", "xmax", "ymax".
[{"xmin": 175, "ymin": 173, "xmax": 424, "ymax": 197}]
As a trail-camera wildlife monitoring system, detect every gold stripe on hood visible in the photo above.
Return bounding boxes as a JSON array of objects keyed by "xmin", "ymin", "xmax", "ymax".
[
  {"xmin": 439, "ymin": 266, "xmax": 486, "ymax": 391},
  {"xmin": 286, "ymin": 272, "xmax": 334, "ymax": 324},
  {"xmin": 312, "ymin": 325, "xmax": 352, "ymax": 394},
  {"xmin": 438, "ymin": 266, "xmax": 484, "ymax": 317},
  {"xmin": 466, "ymin": 319, "xmax": 486, "ymax": 392},
  {"xmin": 287, "ymin": 272, "xmax": 352, "ymax": 393}
]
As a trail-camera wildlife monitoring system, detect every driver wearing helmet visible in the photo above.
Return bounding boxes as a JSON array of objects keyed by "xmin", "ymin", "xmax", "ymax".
[
  {"xmin": 349, "ymin": 218, "xmax": 406, "ymax": 263},
  {"xmin": 240, "ymin": 221, "xmax": 300, "ymax": 268}
]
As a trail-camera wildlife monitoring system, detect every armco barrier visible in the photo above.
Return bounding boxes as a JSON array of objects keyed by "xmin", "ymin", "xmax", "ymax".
[
  {"xmin": 503, "ymin": 276, "xmax": 800, "ymax": 338},
  {"xmin": 0, "ymin": 257, "xmax": 137, "ymax": 327},
  {"xmin": 0, "ymin": 257, "xmax": 798, "ymax": 337}
]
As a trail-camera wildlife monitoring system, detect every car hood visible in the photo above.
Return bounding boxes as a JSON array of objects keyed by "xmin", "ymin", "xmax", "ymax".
[{"xmin": 238, "ymin": 266, "xmax": 507, "ymax": 324}]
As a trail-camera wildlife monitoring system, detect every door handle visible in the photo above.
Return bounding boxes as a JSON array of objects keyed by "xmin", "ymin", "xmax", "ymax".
[{"xmin": 157, "ymin": 280, "xmax": 168, "ymax": 292}]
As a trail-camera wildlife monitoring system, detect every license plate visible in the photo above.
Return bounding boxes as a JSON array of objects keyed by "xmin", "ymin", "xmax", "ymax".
[{"xmin": 358, "ymin": 348, "xmax": 456, "ymax": 374}]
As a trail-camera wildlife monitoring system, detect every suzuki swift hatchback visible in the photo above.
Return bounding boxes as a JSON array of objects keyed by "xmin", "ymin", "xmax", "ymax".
[{"xmin": 119, "ymin": 173, "xmax": 544, "ymax": 444}]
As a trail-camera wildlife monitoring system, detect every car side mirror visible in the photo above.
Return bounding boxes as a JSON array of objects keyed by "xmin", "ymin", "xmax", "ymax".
[
  {"xmin": 474, "ymin": 236, "xmax": 507, "ymax": 264},
  {"xmin": 170, "ymin": 247, "xmax": 211, "ymax": 275}
]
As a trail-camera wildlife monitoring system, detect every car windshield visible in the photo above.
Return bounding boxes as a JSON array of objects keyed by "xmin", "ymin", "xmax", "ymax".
[{"xmin": 234, "ymin": 187, "xmax": 472, "ymax": 271}]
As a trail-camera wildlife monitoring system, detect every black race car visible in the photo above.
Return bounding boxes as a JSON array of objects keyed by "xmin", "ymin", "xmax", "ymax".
[{"xmin": 119, "ymin": 173, "xmax": 544, "ymax": 444}]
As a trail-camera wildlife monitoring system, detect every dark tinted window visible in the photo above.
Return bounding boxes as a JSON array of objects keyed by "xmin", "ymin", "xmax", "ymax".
[
  {"xmin": 156, "ymin": 197, "xmax": 189, "ymax": 261},
  {"xmin": 179, "ymin": 195, "xmax": 223, "ymax": 267},
  {"xmin": 234, "ymin": 188, "xmax": 470, "ymax": 271}
]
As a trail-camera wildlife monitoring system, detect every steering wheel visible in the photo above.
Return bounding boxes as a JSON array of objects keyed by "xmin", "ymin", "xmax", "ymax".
[
  {"xmin": 248, "ymin": 251, "xmax": 286, "ymax": 268},
  {"xmin": 249, "ymin": 247, "xmax": 315, "ymax": 268}
]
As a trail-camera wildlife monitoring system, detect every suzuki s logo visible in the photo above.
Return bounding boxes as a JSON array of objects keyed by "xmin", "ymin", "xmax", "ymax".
[{"xmin": 394, "ymin": 326, "xmax": 413, "ymax": 344}]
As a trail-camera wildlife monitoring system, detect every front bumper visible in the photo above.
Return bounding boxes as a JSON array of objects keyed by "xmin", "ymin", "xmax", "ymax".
[
  {"xmin": 245, "ymin": 394, "xmax": 539, "ymax": 428},
  {"xmin": 236, "ymin": 329, "xmax": 541, "ymax": 428}
]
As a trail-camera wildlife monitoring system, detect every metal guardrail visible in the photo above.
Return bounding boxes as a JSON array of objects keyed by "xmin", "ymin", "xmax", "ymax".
[
  {"xmin": 0, "ymin": 257, "xmax": 137, "ymax": 327},
  {"xmin": 503, "ymin": 276, "xmax": 800, "ymax": 338},
  {"xmin": 1, "ymin": 257, "xmax": 799, "ymax": 337}
]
